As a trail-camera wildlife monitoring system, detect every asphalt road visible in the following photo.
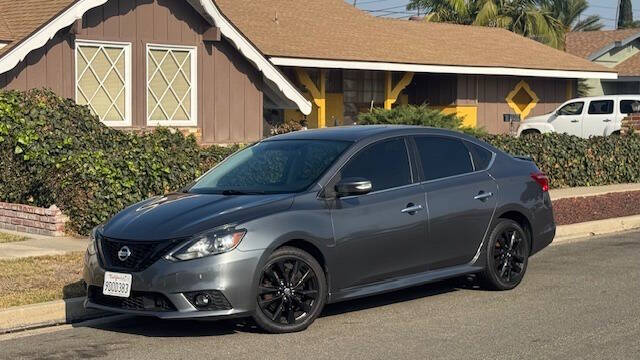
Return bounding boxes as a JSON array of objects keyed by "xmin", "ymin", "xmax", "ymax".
[{"xmin": 2, "ymin": 231, "xmax": 640, "ymax": 360}]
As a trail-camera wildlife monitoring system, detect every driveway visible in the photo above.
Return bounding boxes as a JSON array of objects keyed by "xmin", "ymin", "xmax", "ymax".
[{"xmin": 2, "ymin": 231, "xmax": 639, "ymax": 359}]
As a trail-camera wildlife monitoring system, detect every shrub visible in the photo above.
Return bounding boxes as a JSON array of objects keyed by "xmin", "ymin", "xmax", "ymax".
[
  {"xmin": 0, "ymin": 89, "xmax": 237, "ymax": 235},
  {"xmin": 357, "ymin": 104, "xmax": 485, "ymax": 136},
  {"xmin": 481, "ymin": 133, "xmax": 640, "ymax": 189}
]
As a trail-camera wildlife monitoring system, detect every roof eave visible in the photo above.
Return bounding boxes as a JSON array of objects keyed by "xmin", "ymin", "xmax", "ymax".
[{"xmin": 270, "ymin": 57, "xmax": 618, "ymax": 80}]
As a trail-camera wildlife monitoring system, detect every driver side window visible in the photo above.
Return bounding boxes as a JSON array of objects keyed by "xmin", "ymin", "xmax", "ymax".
[
  {"xmin": 340, "ymin": 138, "xmax": 412, "ymax": 192},
  {"xmin": 557, "ymin": 102, "xmax": 584, "ymax": 116}
]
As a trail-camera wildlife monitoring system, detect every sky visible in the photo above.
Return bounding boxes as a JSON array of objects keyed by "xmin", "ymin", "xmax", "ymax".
[{"xmin": 349, "ymin": 0, "xmax": 640, "ymax": 29}]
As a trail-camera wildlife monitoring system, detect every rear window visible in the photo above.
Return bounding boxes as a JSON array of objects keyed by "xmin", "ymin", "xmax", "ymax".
[
  {"xmin": 620, "ymin": 100, "xmax": 640, "ymax": 114},
  {"xmin": 414, "ymin": 136, "xmax": 473, "ymax": 181},
  {"xmin": 588, "ymin": 100, "xmax": 614, "ymax": 115},
  {"xmin": 466, "ymin": 142, "xmax": 494, "ymax": 171}
]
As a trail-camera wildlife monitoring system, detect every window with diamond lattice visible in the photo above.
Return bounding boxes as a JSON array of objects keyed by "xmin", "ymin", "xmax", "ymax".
[
  {"xmin": 147, "ymin": 45, "xmax": 197, "ymax": 126},
  {"xmin": 76, "ymin": 41, "xmax": 132, "ymax": 126}
]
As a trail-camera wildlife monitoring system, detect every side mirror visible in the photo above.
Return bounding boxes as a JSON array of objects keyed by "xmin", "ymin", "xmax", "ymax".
[{"xmin": 335, "ymin": 178, "xmax": 372, "ymax": 197}]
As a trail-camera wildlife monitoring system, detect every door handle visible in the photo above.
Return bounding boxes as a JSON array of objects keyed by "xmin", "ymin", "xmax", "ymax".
[
  {"xmin": 474, "ymin": 192, "xmax": 494, "ymax": 201},
  {"xmin": 570, "ymin": 120, "xmax": 580, "ymax": 123},
  {"xmin": 603, "ymin": 119, "xmax": 612, "ymax": 122},
  {"xmin": 401, "ymin": 204, "xmax": 424, "ymax": 214}
]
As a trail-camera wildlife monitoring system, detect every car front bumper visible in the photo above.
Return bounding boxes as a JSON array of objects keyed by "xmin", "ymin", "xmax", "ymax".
[{"xmin": 83, "ymin": 247, "xmax": 264, "ymax": 319}]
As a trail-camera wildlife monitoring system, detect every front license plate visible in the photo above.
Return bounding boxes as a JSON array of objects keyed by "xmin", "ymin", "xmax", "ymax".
[{"xmin": 103, "ymin": 271, "xmax": 132, "ymax": 298}]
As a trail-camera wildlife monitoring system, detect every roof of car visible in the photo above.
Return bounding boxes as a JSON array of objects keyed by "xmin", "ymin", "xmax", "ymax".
[
  {"xmin": 265, "ymin": 125, "xmax": 468, "ymax": 142},
  {"xmin": 568, "ymin": 95, "xmax": 640, "ymax": 102}
]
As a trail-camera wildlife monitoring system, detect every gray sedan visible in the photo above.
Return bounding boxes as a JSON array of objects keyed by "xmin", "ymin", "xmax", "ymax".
[{"xmin": 83, "ymin": 125, "xmax": 555, "ymax": 333}]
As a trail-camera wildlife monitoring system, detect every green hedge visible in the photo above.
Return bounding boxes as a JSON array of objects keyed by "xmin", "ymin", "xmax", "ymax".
[
  {"xmin": 0, "ymin": 90, "xmax": 237, "ymax": 235},
  {"xmin": 357, "ymin": 104, "xmax": 486, "ymax": 136},
  {"xmin": 481, "ymin": 133, "xmax": 640, "ymax": 189},
  {"xmin": 2, "ymin": 91, "xmax": 640, "ymax": 235}
]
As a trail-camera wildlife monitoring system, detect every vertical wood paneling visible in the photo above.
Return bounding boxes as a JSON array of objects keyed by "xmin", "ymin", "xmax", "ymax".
[
  {"xmin": 102, "ymin": 0, "xmax": 120, "ymax": 38},
  {"xmin": 119, "ymin": 0, "xmax": 136, "ymax": 39},
  {"xmin": 46, "ymin": 40, "xmax": 63, "ymax": 95},
  {"xmin": 0, "ymin": 0, "xmax": 274, "ymax": 143},
  {"xmin": 202, "ymin": 43, "xmax": 215, "ymax": 143},
  {"xmin": 229, "ymin": 61, "xmax": 246, "ymax": 141},
  {"xmin": 153, "ymin": 1, "xmax": 169, "ymax": 42},
  {"xmin": 214, "ymin": 45, "xmax": 231, "ymax": 142}
]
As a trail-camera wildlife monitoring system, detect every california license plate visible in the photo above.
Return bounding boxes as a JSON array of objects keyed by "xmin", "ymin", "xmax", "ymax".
[{"xmin": 103, "ymin": 271, "xmax": 132, "ymax": 298}]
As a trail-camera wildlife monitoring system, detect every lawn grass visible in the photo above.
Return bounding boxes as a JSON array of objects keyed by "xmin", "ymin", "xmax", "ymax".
[
  {"xmin": 0, "ymin": 232, "xmax": 29, "ymax": 244},
  {"xmin": 0, "ymin": 252, "xmax": 86, "ymax": 309}
]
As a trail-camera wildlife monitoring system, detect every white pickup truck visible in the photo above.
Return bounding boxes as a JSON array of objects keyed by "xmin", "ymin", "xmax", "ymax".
[{"xmin": 517, "ymin": 95, "xmax": 640, "ymax": 138}]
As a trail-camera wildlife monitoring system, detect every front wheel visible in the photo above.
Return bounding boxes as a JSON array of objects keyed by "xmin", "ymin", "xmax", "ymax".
[
  {"xmin": 252, "ymin": 247, "xmax": 327, "ymax": 333},
  {"xmin": 479, "ymin": 219, "xmax": 530, "ymax": 290}
]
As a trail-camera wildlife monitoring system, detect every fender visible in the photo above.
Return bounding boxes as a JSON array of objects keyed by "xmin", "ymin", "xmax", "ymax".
[{"xmin": 517, "ymin": 122, "xmax": 555, "ymax": 136}]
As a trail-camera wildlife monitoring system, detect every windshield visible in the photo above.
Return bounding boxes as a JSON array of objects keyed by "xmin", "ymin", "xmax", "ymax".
[{"xmin": 188, "ymin": 140, "xmax": 352, "ymax": 195}]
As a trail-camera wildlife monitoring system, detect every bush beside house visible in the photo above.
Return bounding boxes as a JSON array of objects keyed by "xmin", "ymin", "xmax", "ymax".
[
  {"xmin": 2, "ymin": 94, "xmax": 640, "ymax": 235},
  {"xmin": 0, "ymin": 90, "xmax": 238, "ymax": 235}
]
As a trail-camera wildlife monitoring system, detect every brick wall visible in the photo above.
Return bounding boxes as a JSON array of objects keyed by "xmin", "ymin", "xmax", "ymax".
[
  {"xmin": 0, "ymin": 202, "xmax": 68, "ymax": 237},
  {"xmin": 622, "ymin": 113, "xmax": 640, "ymax": 135}
]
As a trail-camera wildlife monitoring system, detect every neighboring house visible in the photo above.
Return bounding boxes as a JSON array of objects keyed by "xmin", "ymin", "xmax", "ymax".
[
  {"xmin": 566, "ymin": 29, "xmax": 640, "ymax": 97},
  {"xmin": 0, "ymin": 0, "xmax": 616, "ymax": 143}
]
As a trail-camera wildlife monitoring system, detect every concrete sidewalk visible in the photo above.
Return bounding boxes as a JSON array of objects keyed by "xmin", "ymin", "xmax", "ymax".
[
  {"xmin": 0, "ymin": 230, "xmax": 87, "ymax": 260},
  {"xmin": 550, "ymin": 183, "xmax": 640, "ymax": 201}
]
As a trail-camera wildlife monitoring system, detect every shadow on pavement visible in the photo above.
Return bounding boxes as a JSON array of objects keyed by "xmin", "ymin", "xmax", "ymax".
[{"xmin": 78, "ymin": 275, "xmax": 480, "ymax": 337}]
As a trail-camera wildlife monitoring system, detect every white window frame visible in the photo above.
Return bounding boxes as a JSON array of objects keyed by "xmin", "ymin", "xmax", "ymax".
[
  {"xmin": 146, "ymin": 43, "xmax": 198, "ymax": 127},
  {"xmin": 74, "ymin": 39, "xmax": 133, "ymax": 127}
]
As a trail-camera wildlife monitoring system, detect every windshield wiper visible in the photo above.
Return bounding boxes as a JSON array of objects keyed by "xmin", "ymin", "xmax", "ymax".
[{"xmin": 221, "ymin": 190, "xmax": 267, "ymax": 196}]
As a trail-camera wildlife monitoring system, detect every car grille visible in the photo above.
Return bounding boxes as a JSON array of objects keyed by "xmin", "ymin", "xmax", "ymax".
[
  {"xmin": 98, "ymin": 236, "xmax": 182, "ymax": 272},
  {"xmin": 88, "ymin": 286, "xmax": 176, "ymax": 312}
]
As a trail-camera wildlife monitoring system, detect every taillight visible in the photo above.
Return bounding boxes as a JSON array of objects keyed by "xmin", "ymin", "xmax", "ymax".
[{"xmin": 531, "ymin": 172, "xmax": 549, "ymax": 192}]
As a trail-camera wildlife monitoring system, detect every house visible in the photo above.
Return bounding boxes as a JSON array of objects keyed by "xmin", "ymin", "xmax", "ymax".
[
  {"xmin": 566, "ymin": 29, "xmax": 640, "ymax": 96},
  {"xmin": 0, "ymin": 0, "xmax": 616, "ymax": 144}
]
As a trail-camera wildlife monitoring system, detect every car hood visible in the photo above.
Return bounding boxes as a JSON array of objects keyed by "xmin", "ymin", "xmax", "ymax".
[
  {"xmin": 102, "ymin": 192, "xmax": 294, "ymax": 241},
  {"xmin": 522, "ymin": 113, "xmax": 552, "ymax": 124}
]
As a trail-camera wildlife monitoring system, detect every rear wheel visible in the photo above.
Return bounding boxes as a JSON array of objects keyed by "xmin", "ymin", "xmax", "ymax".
[
  {"xmin": 479, "ymin": 219, "xmax": 530, "ymax": 290},
  {"xmin": 252, "ymin": 247, "xmax": 327, "ymax": 333},
  {"xmin": 520, "ymin": 129, "xmax": 540, "ymax": 137}
]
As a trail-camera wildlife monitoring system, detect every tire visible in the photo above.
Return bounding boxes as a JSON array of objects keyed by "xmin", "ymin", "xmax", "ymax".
[
  {"xmin": 520, "ymin": 130, "xmax": 540, "ymax": 137},
  {"xmin": 478, "ymin": 219, "xmax": 530, "ymax": 291},
  {"xmin": 252, "ymin": 246, "xmax": 327, "ymax": 333}
]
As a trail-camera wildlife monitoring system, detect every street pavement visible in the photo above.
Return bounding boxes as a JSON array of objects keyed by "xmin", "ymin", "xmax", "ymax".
[{"xmin": 1, "ymin": 230, "xmax": 639, "ymax": 359}]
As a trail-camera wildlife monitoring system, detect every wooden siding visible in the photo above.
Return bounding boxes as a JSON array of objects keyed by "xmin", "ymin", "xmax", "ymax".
[
  {"xmin": 470, "ymin": 75, "xmax": 568, "ymax": 133},
  {"xmin": 0, "ymin": 0, "xmax": 264, "ymax": 144}
]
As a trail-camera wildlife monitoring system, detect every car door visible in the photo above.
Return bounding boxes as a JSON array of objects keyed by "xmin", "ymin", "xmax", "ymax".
[
  {"xmin": 412, "ymin": 136, "xmax": 498, "ymax": 269},
  {"xmin": 584, "ymin": 99, "xmax": 614, "ymax": 137},
  {"xmin": 330, "ymin": 137, "xmax": 428, "ymax": 290},
  {"xmin": 550, "ymin": 101, "xmax": 585, "ymax": 137}
]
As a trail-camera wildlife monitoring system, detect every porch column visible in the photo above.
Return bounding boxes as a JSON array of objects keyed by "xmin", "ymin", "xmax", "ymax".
[
  {"xmin": 295, "ymin": 68, "xmax": 327, "ymax": 128},
  {"xmin": 384, "ymin": 71, "xmax": 414, "ymax": 110}
]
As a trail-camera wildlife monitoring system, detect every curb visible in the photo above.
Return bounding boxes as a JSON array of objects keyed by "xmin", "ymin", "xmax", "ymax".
[
  {"xmin": 0, "ymin": 297, "xmax": 112, "ymax": 334},
  {"xmin": 553, "ymin": 214, "xmax": 640, "ymax": 244}
]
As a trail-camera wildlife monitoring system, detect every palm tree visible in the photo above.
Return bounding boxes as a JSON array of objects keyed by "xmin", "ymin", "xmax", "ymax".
[
  {"xmin": 542, "ymin": 0, "xmax": 603, "ymax": 32},
  {"xmin": 407, "ymin": 0, "xmax": 601, "ymax": 48}
]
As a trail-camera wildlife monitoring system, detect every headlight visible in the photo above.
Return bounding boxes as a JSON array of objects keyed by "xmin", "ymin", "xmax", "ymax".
[
  {"xmin": 87, "ymin": 225, "xmax": 102, "ymax": 256},
  {"xmin": 168, "ymin": 228, "xmax": 246, "ymax": 261}
]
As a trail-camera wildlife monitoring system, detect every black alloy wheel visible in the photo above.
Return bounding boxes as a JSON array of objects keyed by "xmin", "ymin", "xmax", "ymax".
[
  {"xmin": 253, "ymin": 247, "xmax": 327, "ymax": 333},
  {"xmin": 480, "ymin": 219, "xmax": 530, "ymax": 290}
]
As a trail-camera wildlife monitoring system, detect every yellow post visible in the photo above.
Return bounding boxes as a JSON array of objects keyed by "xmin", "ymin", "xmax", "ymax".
[
  {"xmin": 295, "ymin": 68, "xmax": 327, "ymax": 128},
  {"xmin": 384, "ymin": 72, "xmax": 414, "ymax": 110},
  {"xmin": 566, "ymin": 79, "xmax": 574, "ymax": 100}
]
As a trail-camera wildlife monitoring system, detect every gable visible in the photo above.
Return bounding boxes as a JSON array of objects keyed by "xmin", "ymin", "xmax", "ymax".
[{"xmin": 0, "ymin": 0, "xmax": 311, "ymax": 115}]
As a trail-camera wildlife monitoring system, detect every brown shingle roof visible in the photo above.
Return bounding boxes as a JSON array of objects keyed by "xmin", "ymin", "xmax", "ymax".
[
  {"xmin": 615, "ymin": 52, "xmax": 640, "ymax": 77},
  {"xmin": 565, "ymin": 29, "xmax": 640, "ymax": 59},
  {"xmin": 0, "ymin": 0, "xmax": 75, "ymax": 54},
  {"xmin": 215, "ymin": 0, "xmax": 610, "ymax": 74},
  {"xmin": 0, "ymin": 0, "xmax": 613, "ymax": 76}
]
